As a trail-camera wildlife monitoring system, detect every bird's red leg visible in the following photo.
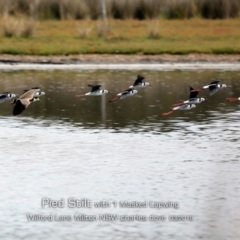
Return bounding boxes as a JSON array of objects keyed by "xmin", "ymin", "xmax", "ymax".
[
  {"xmin": 172, "ymin": 102, "xmax": 184, "ymax": 107},
  {"xmin": 162, "ymin": 110, "xmax": 175, "ymax": 116},
  {"xmin": 75, "ymin": 94, "xmax": 86, "ymax": 98},
  {"xmin": 191, "ymin": 88, "xmax": 203, "ymax": 92},
  {"xmin": 109, "ymin": 96, "xmax": 120, "ymax": 103},
  {"xmin": 227, "ymin": 98, "xmax": 239, "ymax": 102}
]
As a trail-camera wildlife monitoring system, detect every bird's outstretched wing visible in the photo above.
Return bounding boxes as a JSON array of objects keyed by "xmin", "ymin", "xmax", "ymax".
[
  {"xmin": 208, "ymin": 81, "xmax": 220, "ymax": 95},
  {"xmin": 121, "ymin": 88, "xmax": 132, "ymax": 96},
  {"xmin": 20, "ymin": 89, "xmax": 41, "ymax": 99},
  {"xmin": 22, "ymin": 87, "xmax": 41, "ymax": 93},
  {"xmin": 209, "ymin": 80, "xmax": 220, "ymax": 85},
  {"xmin": 0, "ymin": 94, "xmax": 7, "ymax": 99},
  {"xmin": 88, "ymin": 84, "xmax": 101, "ymax": 92},
  {"xmin": 133, "ymin": 75, "xmax": 145, "ymax": 86},
  {"xmin": 209, "ymin": 85, "xmax": 218, "ymax": 95},
  {"xmin": 13, "ymin": 99, "xmax": 28, "ymax": 116},
  {"xmin": 189, "ymin": 86, "xmax": 199, "ymax": 99}
]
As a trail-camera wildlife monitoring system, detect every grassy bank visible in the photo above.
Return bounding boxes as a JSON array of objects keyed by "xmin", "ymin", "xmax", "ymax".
[{"xmin": 0, "ymin": 19, "xmax": 240, "ymax": 55}]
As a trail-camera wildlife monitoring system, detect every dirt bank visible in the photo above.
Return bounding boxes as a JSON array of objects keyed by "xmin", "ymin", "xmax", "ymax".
[{"xmin": 0, "ymin": 54, "xmax": 240, "ymax": 64}]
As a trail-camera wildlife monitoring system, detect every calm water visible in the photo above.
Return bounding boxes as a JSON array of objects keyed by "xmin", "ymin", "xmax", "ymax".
[{"xmin": 0, "ymin": 67, "xmax": 240, "ymax": 240}]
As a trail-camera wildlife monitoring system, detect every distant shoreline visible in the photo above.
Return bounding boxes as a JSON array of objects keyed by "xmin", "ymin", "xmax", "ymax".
[{"xmin": 0, "ymin": 54, "xmax": 240, "ymax": 64}]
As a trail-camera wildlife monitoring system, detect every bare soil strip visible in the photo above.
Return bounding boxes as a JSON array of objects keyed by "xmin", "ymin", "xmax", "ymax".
[{"xmin": 0, "ymin": 54, "xmax": 240, "ymax": 64}]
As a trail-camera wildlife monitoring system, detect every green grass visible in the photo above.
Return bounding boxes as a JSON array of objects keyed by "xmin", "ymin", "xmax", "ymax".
[{"xmin": 1, "ymin": 19, "xmax": 240, "ymax": 55}]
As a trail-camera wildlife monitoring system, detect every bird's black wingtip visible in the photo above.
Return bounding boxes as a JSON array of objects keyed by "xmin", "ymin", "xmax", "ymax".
[{"xmin": 137, "ymin": 75, "xmax": 144, "ymax": 80}]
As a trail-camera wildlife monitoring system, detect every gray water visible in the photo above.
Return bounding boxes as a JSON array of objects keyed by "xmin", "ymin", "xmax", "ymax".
[{"xmin": 0, "ymin": 67, "xmax": 240, "ymax": 240}]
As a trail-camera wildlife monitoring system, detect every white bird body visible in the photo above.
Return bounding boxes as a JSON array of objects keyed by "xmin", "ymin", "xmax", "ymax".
[
  {"xmin": 192, "ymin": 80, "xmax": 227, "ymax": 96},
  {"xmin": 0, "ymin": 92, "xmax": 16, "ymax": 104},
  {"xmin": 203, "ymin": 83, "xmax": 227, "ymax": 89},
  {"xmin": 117, "ymin": 89, "xmax": 138, "ymax": 99},
  {"xmin": 163, "ymin": 104, "xmax": 196, "ymax": 116},
  {"xmin": 173, "ymin": 86, "xmax": 205, "ymax": 107},
  {"xmin": 109, "ymin": 88, "xmax": 137, "ymax": 102},
  {"xmin": 85, "ymin": 90, "xmax": 108, "ymax": 96},
  {"xmin": 130, "ymin": 82, "xmax": 150, "ymax": 88},
  {"xmin": 75, "ymin": 85, "xmax": 108, "ymax": 98},
  {"xmin": 181, "ymin": 98, "xmax": 205, "ymax": 105},
  {"xmin": 173, "ymin": 104, "xmax": 196, "ymax": 111}
]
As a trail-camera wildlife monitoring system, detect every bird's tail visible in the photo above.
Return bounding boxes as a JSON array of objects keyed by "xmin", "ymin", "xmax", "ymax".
[
  {"xmin": 109, "ymin": 96, "xmax": 120, "ymax": 103},
  {"xmin": 162, "ymin": 110, "xmax": 174, "ymax": 116},
  {"xmin": 227, "ymin": 98, "xmax": 239, "ymax": 102}
]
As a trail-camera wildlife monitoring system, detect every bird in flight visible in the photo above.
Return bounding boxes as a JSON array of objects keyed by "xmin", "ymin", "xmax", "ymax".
[{"xmin": 75, "ymin": 85, "xmax": 108, "ymax": 97}]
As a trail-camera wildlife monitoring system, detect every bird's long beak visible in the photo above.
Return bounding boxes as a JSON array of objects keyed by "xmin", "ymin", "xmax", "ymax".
[{"xmin": 109, "ymin": 96, "xmax": 120, "ymax": 103}]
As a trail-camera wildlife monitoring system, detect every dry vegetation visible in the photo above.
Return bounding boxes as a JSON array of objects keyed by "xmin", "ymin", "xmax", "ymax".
[
  {"xmin": 0, "ymin": 19, "xmax": 240, "ymax": 55},
  {"xmin": 0, "ymin": 0, "xmax": 239, "ymax": 55},
  {"xmin": 2, "ymin": 17, "xmax": 36, "ymax": 38}
]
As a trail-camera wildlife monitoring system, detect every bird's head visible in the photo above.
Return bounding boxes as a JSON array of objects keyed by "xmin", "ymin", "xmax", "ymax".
[
  {"xmin": 144, "ymin": 82, "xmax": 151, "ymax": 87},
  {"xmin": 9, "ymin": 93, "xmax": 16, "ymax": 98}
]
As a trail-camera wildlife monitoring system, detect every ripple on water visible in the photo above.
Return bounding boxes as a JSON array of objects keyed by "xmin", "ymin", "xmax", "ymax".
[{"xmin": 0, "ymin": 69, "xmax": 240, "ymax": 239}]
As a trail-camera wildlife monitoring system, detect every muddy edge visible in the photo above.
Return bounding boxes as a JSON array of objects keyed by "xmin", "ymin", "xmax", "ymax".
[{"xmin": 0, "ymin": 54, "xmax": 240, "ymax": 64}]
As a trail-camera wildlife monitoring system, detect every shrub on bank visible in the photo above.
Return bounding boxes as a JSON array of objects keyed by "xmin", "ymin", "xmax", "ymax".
[{"xmin": 0, "ymin": 0, "xmax": 239, "ymax": 20}]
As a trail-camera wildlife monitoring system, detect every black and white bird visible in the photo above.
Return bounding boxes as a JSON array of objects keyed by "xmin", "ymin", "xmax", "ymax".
[
  {"xmin": 109, "ymin": 88, "xmax": 138, "ymax": 103},
  {"xmin": 162, "ymin": 104, "xmax": 196, "ymax": 116},
  {"xmin": 191, "ymin": 80, "xmax": 227, "ymax": 96},
  {"xmin": 173, "ymin": 86, "xmax": 205, "ymax": 107},
  {"xmin": 75, "ymin": 85, "xmax": 108, "ymax": 98},
  {"xmin": 12, "ymin": 88, "xmax": 41, "ymax": 116},
  {"xmin": 129, "ymin": 75, "xmax": 151, "ymax": 88},
  {"xmin": 0, "ymin": 92, "xmax": 16, "ymax": 104}
]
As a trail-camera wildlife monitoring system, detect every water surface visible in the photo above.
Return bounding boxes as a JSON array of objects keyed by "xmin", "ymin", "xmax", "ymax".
[{"xmin": 0, "ymin": 68, "xmax": 240, "ymax": 239}]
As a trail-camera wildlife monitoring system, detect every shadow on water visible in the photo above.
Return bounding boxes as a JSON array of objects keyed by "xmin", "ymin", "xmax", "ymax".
[{"xmin": 1, "ymin": 69, "xmax": 240, "ymax": 134}]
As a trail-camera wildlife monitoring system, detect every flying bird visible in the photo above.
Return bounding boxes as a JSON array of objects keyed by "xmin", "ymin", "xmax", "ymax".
[
  {"xmin": 109, "ymin": 88, "xmax": 138, "ymax": 103},
  {"xmin": 75, "ymin": 85, "xmax": 108, "ymax": 97},
  {"xmin": 191, "ymin": 80, "xmax": 227, "ymax": 96},
  {"xmin": 0, "ymin": 92, "xmax": 16, "ymax": 104},
  {"xmin": 22, "ymin": 87, "xmax": 45, "ymax": 97},
  {"xmin": 173, "ymin": 86, "xmax": 205, "ymax": 107},
  {"xmin": 129, "ymin": 75, "xmax": 151, "ymax": 88},
  {"xmin": 12, "ymin": 88, "xmax": 41, "ymax": 116},
  {"xmin": 162, "ymin": 104, "xmax": 196, "ymax": 116}
]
